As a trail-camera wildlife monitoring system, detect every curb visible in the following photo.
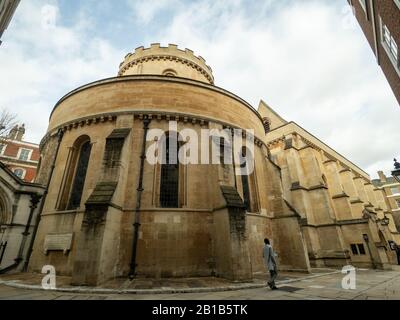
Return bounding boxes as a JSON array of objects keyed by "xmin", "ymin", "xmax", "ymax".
[{"xmin": 0, "ymin": 271, "xmax": 341, "ymax": 295}]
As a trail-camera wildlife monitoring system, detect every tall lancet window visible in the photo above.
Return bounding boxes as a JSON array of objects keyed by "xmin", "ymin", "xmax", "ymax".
[
  {"xmin": 240, "ymin": 146, "xmax": 259, "ymax": 213},
  {"xmin": 241, "ymin": 147, "xmax": 251, "ymax": 212},
  {"xmin": 159, "ymin": 132, "xmax": 180, "ymax": 208},
  {"xmin": 67, "ymin": 140, "xmax": 92, "ymax": 210},
  {"xmin": 59, "ymin": 136, "xmax": 92, "ymax": 210}
]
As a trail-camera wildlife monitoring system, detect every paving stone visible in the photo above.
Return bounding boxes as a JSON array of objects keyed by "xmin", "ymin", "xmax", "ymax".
[
  {"xmin": 54, "ymin": 295, "xmax": 76, "ymax": 300},
  {"xmin": 0, "ymin": 269, "xmax": 400, "ymax": 300}
]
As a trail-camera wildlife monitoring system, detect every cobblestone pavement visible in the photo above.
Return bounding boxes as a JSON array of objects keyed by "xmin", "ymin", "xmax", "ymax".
[{"xmin": 0, "ymin": 268, "xmax": 399, "ymax": 300}]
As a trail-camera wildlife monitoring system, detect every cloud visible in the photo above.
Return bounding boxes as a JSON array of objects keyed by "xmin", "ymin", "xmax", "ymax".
[
  {"xmin": 127, "ymin": 0, "xmax": 180, "ymax": 24},
  {"xmin": 0, "ymin": 0, "xmax": 398, "ymax": 179},
  {"xmin": 142, "ymin": 0, "xmax": 400, "ymax": 178},
  {"xmin": 0, "ymin": 0, "xmax": 125, "ymax": 143}
]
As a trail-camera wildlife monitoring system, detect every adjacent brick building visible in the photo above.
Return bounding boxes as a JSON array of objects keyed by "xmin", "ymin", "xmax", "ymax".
[
  {"xmin": 349, "ymin": 0, "xmax": 400, "ymax": 105},
  {"xmin": 372, "ymin": 172, "xmax": 400, "ymax": 228},
  {"xmin": 0, "ymin": 125, "xmax": 40, "ymax": 183}
]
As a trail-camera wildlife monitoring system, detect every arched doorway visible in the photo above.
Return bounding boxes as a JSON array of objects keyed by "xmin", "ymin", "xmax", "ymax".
[{"xmin": 0, "ymin": 188, "xmax": 11, "ymax": 264}]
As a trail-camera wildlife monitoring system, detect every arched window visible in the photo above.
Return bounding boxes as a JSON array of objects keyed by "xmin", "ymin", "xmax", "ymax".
[
  {"xmin": 13, "ymin": 168, "xmax": 25, "ymax": 179},
  {"xmin": 67, "ymin": 140, "xmax": 92, "ymax": 210},
  {"xmin": 240, "ymin": 147, "xmax": 251, "ymax": 212},
  {"xmin": 159, "ymin": 132, "xmax": 180, "ymax": 208},
  {"xmin": 58, "ymin": 136, "xmax": 92, "ymax": 211},
  {"xmin": 262, "ymin": 117, "xmax": 271, "ymax": 134},
  {"xmin": 0, "ymin": 190, "xmax": 11, "ymax": 227},
  {"xmin": 240, "ymin": 146, "xmax": 259, "ymax": 213},
  {"xmin": 162, "ymin": 69, "xmax": 177, "ymax": 77}
]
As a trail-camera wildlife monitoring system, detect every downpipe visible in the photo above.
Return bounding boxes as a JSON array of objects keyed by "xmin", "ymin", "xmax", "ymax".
[{"xmin": 129, "ymin": 116, "xmax": 151, "ymax": 279}]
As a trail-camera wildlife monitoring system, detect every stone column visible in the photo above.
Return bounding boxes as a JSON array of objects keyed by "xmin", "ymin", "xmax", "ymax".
[
  {"xmin": 339, "ymin": 167, "xmax": 363, "ymax": 219},
  {"xmin": 323, "ymin": 160, "xmax": 353, "ymax": 221},
  {"xmin": 209, "ymin": 123, "xmax": 252, "ymax": 281}
]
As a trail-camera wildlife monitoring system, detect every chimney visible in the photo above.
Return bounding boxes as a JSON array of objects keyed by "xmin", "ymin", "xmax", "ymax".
[
  {"xmin": 16, "ymin": 124, "xmax": 25, "ymax": 141},
  {"xmin": 8, "ymin": 125, "xmax": 18, "ymax": 140},
  {"xmin": 378, "ymin": 171, "xmax": 387, "ymax": 182}
]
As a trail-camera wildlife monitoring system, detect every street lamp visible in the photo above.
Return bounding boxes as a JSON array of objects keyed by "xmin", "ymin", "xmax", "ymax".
[
  {"xmin": 392, "ymin": 159, "xmax": 400, "ymax": 183},
  {"xmin": 381, "ymin": 216, "xmax": 390, "ymax": 226}
]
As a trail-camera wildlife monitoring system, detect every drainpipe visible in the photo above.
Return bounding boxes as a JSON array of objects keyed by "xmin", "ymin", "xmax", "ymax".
[
  {"xmin": 22, "ymin": 128, "xmax": 64, "ymax": 272},
  {"xmin": 230, "ymin": 128, "xmax": 237, "ymax": 190},
  {"xmin": 129, "ymin": 116, "xmax": 151, "ymax": 279}
]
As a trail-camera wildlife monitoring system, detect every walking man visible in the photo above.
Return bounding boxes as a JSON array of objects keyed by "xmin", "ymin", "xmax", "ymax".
[{"xmin": 263, "ymin": 238, "xmax": 278, "ymax": 290}]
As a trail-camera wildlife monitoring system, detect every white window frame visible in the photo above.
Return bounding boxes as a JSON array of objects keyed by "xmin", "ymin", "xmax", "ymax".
[
  {"xmin": 359, "ymin": 0, "xmax": 367, "ymax": 12},
  {"xmin": 17, "ymin": 148, "xmax": 32, "ymax": 161},
  {"xmin": 0, "ymin": 144, "xmax": 5, "ymax": 155},
  {"xmin": 13, "ymin": 168, "xmax": 26, "ymax": 179},
  {"xmin": 380, "ymin": 17, "xmax": 400, "ymax": 77},
  {"xmin": 394, "ymin": 0, "xmax": 400, "ymax": 10}
]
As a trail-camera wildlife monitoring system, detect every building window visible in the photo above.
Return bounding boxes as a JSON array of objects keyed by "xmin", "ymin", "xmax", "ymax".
[
  {"xmin": 58, "ymin": 136, "xmax": 92, "ymax": 211},
  {"xmin": 67, "ymin": 141, "xmax": 92, "ymax": 210},
  {"xmin": 396, "ymin": 199, "xmax": 400, "ymax": 208},
  {"xmin": 162, "ymin": 69, "xmax": 177, "ymax": 77},
  {"xmin": 13, "ymin": 168, "xmax": 25, "ymax": 179},
  {"xmin": 351, "ymin": 244, "xmax": 358, "ymax": 255},
  {"xmin": 18, "ymin": 148, "xmax": 31, "ymax": 161},
  {"xmin": 394, "ymin": 0, "xmax": 400, "ymax": 10},
  {"xmin": 359, "ymin": 0, "xmax": 367, "ymax": 11},
  {"xmin": 358, "ymin": 0, "xmax": 369, "ymax": 19},
  {"xmin": 262, "ymin": 117, "xmax": 271, "ymax": 134},
  {"xmin": 159, "ymin": 132, "xmax": 180, "ymax": 208},
  {"xmin": 0, "ymin": 144, "xmax": 5, "ymax": 155},
  {"xmin": 241, "ymin": 148, "xmax": 251, "ymax": 212},
  {"xmin": 240, "ymin": 147, "xmax": 259, "ymax": 213},
  {"xmin": 350, "ymin": 243, "xmax": 366, "ymax": 255},
  {"xmin": 241, "ymin": 174, "xmax": 251, "ymax": 212},
  {"xmin": 391, "ymin": 187, "xmax": 399, "ymax": 195},
  {"xmin": 380, "ymin": 18, "xmax": 400, "ymax": 73},
  {"xmin": 357, "ymin": 244, "xmax": 366, "ymax": 255}
]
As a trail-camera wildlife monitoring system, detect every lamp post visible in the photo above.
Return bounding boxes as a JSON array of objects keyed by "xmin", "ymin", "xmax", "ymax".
[
  {"xmin": 381, "ymin": 216, "xmax": 390, "ymax": 226},
  {"xmin": 392, "ymin": 159, "xmax": 400, "ymax": 183}
]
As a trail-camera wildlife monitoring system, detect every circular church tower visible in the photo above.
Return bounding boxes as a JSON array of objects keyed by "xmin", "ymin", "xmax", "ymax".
[{"xmin": 28, "ymin": 44, "xmax": 296, "ymax": 286}]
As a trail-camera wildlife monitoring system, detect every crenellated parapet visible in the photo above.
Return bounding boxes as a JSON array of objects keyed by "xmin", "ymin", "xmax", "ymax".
[{"xmin": 118, "ymin": 43, "xmax": 214, "ymax": 84}]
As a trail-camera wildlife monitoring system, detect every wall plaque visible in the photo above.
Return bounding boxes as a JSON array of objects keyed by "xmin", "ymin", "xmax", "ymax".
[{"xmin": 44, "ymin": 233, "xmax": 73, "ymax": 255}]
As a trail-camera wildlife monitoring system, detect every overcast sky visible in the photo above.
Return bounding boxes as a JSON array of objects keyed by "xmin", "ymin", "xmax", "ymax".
[{"xmin": 0, "ymin": 0, "xmax": 399, "ymax": 178}]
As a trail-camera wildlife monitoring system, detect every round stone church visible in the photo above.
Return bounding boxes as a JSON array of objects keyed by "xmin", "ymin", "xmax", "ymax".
[{"xmin": 27, "ymin": 44, "xmax": 396, "ymax": 286}]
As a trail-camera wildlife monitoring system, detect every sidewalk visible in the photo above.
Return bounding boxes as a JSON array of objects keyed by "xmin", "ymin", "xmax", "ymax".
[
  {"xmin": 0, "ymin": 269, "xmax": 340, "ymax": 295},
  {"xmin": 1, "ymin": 268, "xmax": 400, "ymax": 300}
]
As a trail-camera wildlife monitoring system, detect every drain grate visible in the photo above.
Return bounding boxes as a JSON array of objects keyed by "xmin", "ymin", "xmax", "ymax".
[{"xmin": 277, "ymin": 286, "xmax": 303, "ymax": 293}]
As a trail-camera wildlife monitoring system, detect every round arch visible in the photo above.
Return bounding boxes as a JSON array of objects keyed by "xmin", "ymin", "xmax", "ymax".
[{"xmin": 0, "ymin": 187, "xmax": 12, "ymax": 226}]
